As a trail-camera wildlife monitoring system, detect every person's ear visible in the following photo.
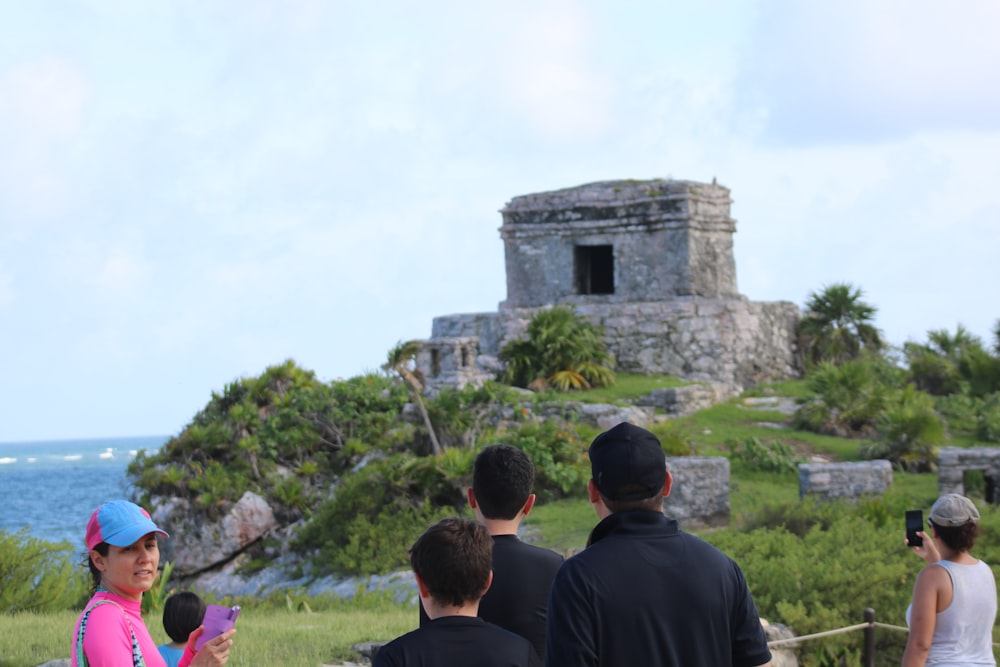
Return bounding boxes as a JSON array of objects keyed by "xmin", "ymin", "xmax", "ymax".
[
  {"xmin": 481, "ymin": 570, "xmax": 494, "ymax": 597},
  {"xmin": 587, "ymin": 479, "xmax": 601, "ymax": 504},
  {"xmin": 466, "ymin": 488, "xmax": 477, "ymax": 509},
  {"xmin": 89, "ymin": 549, "xmax": 107, "ymax": 573},
  {"xmin": 662, "ymin": 470, "xmax": 673, "ymax": 498},
  {"xmin": 414, "ymin": 572, "xmax": 431, "ymax": 599},
  {"xmin": 520, "ymin": 493, "xmax": 536, "ymax": 517}
]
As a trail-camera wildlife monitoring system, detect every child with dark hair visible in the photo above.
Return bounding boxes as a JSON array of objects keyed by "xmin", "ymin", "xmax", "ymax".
[
  {"xmin": 376, "ymin": 517, "xmax": 541, "ymax": 667},
  {"xmin": 418, "ymin": 445, "xmax": 562, "ymax": 660},
  {"xmin": 159, "ymin": 592, "xmax": 207, "ymax": 667}
]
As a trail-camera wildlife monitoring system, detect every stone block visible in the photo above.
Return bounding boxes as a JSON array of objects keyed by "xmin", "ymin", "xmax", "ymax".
[{"xmin": 798, "ymin": 461, "xmax": 892, "ymax": 501}]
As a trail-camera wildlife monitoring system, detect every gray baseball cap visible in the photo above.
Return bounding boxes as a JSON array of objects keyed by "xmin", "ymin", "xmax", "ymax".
[{"xmin": 929, "ymin": 494, "xmax": 980, "ymax": 527}]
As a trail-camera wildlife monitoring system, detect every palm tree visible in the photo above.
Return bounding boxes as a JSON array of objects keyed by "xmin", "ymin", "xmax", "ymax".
[
  {"xmin": 383, "ymin": 340, "xmax": 442, "ymax": 455},
  {"xmin": 499, "ymin": 306, "xmax": 615, "ymax": 391},
  {"xmin": 798, "ymin": 283, "xmax": 884, "ymax": 367}
]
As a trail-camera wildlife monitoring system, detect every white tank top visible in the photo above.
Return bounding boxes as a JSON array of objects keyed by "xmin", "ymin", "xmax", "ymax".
[{"xmin": 906, "ymin": 559, "xmax": 998, "ymax": 666}]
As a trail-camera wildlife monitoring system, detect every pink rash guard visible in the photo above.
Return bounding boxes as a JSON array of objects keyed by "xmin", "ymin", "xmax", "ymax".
[{"xmin": 72, "ymin": 591, "xmax": 195, "ymax": 667}]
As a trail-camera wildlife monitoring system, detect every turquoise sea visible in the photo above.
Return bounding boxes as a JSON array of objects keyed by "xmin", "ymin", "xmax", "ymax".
[{"xmin": 0, "ymin": 435, "xmax": 168, "ymax": 548}]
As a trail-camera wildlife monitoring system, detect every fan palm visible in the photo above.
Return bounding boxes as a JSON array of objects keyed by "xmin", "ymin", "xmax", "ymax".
[
  {"xmin": 499, "ymin": 306, "xmax": 615, "ymax": 391},
  {"xmin": 798, "ymin": 283, "xmax": 884, "ymax": 366}
]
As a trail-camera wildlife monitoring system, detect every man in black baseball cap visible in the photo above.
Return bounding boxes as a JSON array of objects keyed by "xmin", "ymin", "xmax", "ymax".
[{"xmin": 545, "ymin": 422, "xmax": 773, "ymax": 667}]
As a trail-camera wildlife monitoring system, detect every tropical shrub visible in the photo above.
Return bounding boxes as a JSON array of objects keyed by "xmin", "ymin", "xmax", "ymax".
[
  {"xmin": 294, "ymin": 454, "xmax": 465, "ymax": 576},
  {"xmin": 709, "ymin": 496, "xmax": 927, "ymax": 666},
  {"xmin": 728, "ymin": 436, "xmax": 801, "ymax": 474},
  {"xmin": 129, "ymin": 362, "xmax": 408, "ymax": 517},
  {"xmin": 860, "ymin": 386, "xmax": 946, "ymax": 471},
  {"xmin": 0, "ymin": 530, "xmax": 88, "ymax": 614},
  {"xmin": 977, "ymin": 393, "xmax": 1000, "ymax": 443},
  {"xmin": 426, "ymin": 382, "xmax": 523, "ymax": 450},
  {"xmin": 499, "ymin": 306, "xmax": 615, "ymax": 391},
  {"xmin": 934, "ymin": 392, "xmax": 982, "ymax": 434},
  {"xmin": 792, "ymin": 357, "xmax": 899, "ymax": 437},
  {"xmin": 905, "ymin": 325, "xmax": 1000, "ymax": 397},
  {"xmin": 797, "ymin": 283, "xmax": 885, "ymax": 367}
]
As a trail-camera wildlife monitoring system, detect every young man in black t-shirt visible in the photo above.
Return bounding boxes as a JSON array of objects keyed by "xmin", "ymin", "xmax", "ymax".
[
  {"xmin": 418, "ymin": 445, "xmax": 563, "ymax": 660},
  {"xmin": 376, "ymin": 517, "xmax": 541, "ymax": 667}
]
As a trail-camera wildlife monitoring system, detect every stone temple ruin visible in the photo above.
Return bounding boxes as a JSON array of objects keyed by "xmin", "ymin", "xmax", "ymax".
[{"xmin": 418, "ymin": 179, "xmax": 802, "ymax": 396}]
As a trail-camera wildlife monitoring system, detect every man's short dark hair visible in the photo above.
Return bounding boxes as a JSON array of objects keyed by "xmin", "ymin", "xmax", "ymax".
[
  {"xmin": 473, "ymin": 445, "xmax": 534, "ymax": 520},
  {"xmin": 162, "ymin": 591, "xmax": 206, "ymax": 643},
  {"xmin": 410, "ymin": 517, "xmax": 492, "ymax": 607}
]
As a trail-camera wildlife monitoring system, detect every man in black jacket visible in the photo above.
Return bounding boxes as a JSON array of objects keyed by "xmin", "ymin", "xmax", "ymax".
[{"xmin": 545, "ymin": 422, "xmax": 773, "ymax": 667}]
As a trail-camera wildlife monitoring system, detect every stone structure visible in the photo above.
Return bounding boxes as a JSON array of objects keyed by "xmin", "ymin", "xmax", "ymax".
[
  {"xmin": 664, "ymin": 456, "xmax": 730, "ymax": 528},
  {"xmin": 798, "ymin": 461, "xmax": 893, "ymax": 501},
  {"xmin": 635, "ymin": 382, "xmax": 731, "ymax": 417},
  {"xmin": 938, "ymin": 446, "xmax": 1000, "ymax": 502},
  {"xmin": 421, "ymin": 179, "xmax": 801, "ymax": 393}
]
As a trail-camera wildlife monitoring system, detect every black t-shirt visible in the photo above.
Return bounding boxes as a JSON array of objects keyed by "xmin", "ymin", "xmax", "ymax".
[
  {"xmin": 419, "ymin": 534, "xmax": 563, "ymax": 660},
  {"xmin": 375, "ymin": 615, "xmax": 542, "ymax": 667}
]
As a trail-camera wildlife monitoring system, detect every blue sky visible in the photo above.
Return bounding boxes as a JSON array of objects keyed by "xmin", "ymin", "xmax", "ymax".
[{"xmin": 2, "ymin": 1, "xmax": 998, "ymax": 442}]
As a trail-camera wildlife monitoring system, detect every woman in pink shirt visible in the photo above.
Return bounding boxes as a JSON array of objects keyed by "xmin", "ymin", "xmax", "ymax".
[{"xmin": 71, "ymin": 499, "xmax": 236, "ymax": 667}]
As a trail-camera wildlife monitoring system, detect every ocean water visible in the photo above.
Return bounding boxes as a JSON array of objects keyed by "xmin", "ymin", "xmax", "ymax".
[{"xmin": 0, "ymin": 435, "xmax": 168, "ymax": 548}]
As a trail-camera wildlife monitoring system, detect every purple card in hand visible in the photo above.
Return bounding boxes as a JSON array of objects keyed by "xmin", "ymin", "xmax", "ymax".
[{"xmin": 194, "ymin": 604, "xmax": 240, "ymax": 651}]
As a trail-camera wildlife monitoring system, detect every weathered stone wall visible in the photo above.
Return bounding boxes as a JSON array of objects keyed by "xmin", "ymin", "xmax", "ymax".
[
  {"xmin": 635, "ymin": 383, "xmax": 732, "ymax": 417},
  {"xmin": 798, "ymin": 461, "xmax": 893, "ymax": 501},
  {"xmin": 500, "ymin": 179, "xmax": 739, "ymax": 307},
  {"xmin": 431, "ymin": 297, "xmax": 799, "ymax": 390},
  {"xmin": 938, "ymin": 446, "xmax": 1000, "ymax": 499},
  {"xmin": 664, "ymin": 456, "xmax": 730, "ymax": 528},
  {"xmin": 415, "ymin": 337, "xmax": 492, "ymax": 393}
]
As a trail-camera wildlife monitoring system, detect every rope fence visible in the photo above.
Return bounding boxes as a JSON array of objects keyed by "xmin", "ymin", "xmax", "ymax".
[{"xmin": 765, "ymin": 608, "xmax": 999, "ymax": 666}]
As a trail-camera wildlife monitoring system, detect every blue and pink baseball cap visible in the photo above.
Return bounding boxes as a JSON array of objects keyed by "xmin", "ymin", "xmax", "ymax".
[{"xmin": 85, "ymin": 500, "xmax": 169, "ymax": 550}]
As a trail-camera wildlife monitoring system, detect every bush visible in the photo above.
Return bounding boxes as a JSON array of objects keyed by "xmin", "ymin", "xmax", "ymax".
[
  {"xmin": 728, "ymin": 437, "xmax": 801, "ymax": 474},
  {"xmin": 792, "ymin": 357, "xmax": 899, "ymax": 437},
  {"xmin": 427, "ymin": 382, "xmax": 523, "ymax": 450},
  {"xmin": 977, "ymin": 393, "xmax": 1000, "ymax": 443},
  {"xmin": 499, "ymin": 306, "xmax": 615, "ymax": 391},
  {"xmin": 861, "ymin": 386, "xmax": 946, "ymax": 471},
  {"xmin": 0, "ymin": 530, "xmax": 88, "ymax": 613},
  {"xmin": 707, "ymin": 497, "xmax": 922, "ymax": 666},
  {"xmin": 294, "ymin": 454, "xmax": 465, "ymax": 576},
  {"xmin": 129, "ymin": 362, "xmax": 408, "ymax": 518},
  {"xmin": 934, "ymin": 393, "xmax": 982, "ymax": 434}
]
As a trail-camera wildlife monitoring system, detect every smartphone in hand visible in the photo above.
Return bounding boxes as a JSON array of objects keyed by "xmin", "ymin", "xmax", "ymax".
[
  {"xmin": 905, "ymin": 509, "xmax": 923, "ymax": 547},
  {"xmin": 194, "ymin": 604, "xmax": 240, "ymax": 651}
]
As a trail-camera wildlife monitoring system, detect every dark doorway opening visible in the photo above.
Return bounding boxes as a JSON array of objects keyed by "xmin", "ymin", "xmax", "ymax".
[{"xmin": 575, "ymin": 245, "xmax": 614, "ymax": 295}]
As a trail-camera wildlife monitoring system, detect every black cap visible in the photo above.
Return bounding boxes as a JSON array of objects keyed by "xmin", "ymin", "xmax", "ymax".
[{"xmin": 589, "ymin": 422, "xmax": 666, "ymax": 502}]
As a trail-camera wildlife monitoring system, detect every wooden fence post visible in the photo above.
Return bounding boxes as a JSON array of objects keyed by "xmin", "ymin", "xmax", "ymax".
[{"xmin": 863, "ymin": 608, "xmax": 875, "ymax": 667}]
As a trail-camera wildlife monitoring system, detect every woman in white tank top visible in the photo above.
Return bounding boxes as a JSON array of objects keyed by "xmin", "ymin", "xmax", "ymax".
[{"xmin": 902, "ymin": 493, "xmax": 997, "ymax": 666}]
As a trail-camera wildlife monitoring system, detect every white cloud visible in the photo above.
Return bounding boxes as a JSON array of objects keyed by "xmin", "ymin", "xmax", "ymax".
[{"xmin": 739, "ymin": 0, "xmax": 1000, "ymax": 143}]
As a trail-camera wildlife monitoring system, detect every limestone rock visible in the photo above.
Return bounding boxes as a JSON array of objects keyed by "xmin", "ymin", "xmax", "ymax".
[{"xmin": 152, "ymin": 490, "xmax": 278, "ymax": 576}]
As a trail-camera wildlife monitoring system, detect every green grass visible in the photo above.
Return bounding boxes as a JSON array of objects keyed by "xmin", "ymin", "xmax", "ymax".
[
  {"xmin": 525, "ymin": 497, "xmax": 597, "ymax": 556},
  {"xmin": 541, "ymin": 372, "xmax": 688, "ymax": 404},
  {"xmin": 0, "ymin": 599, "xmax": 418, "ymax": 667}
]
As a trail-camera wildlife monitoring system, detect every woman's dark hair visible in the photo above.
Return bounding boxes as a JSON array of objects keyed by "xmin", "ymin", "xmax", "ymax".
[
  {"xmin": 85, "ymin": 543, "xmax": 109, "ymax": 593},
  {"xmin": 162, "ymin": 591, "xmax": 207, "ymax": 643},
  {"xmin": 929, "ymin": 519, "xmax": 979, "ymax": 552}
]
